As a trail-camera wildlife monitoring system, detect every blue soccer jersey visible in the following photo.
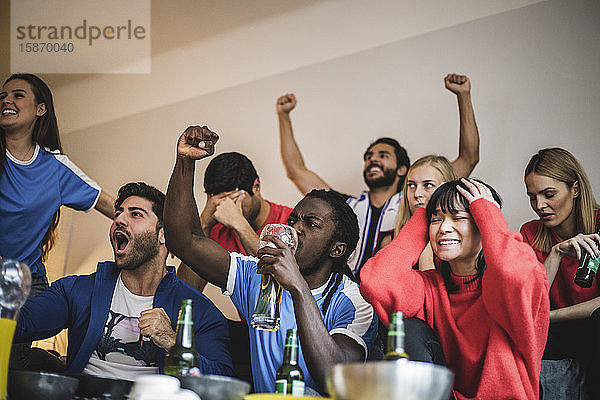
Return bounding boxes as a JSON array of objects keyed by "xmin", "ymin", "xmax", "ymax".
[
  {"xmin": 224, "ymin": 252, "xmax": 377, "ymax": 394},
  {"xmin": 0, "ymin": 146, "xmax": 101, "ymax": 277}
]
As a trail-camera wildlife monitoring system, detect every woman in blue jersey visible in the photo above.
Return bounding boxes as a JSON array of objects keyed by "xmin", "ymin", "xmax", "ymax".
[{"xmin": 0, "ymin": 73, "xmax": 114, "ymax": 292}]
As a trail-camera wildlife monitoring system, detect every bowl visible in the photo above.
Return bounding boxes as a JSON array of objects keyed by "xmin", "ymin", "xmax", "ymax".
[
  {"xmin": 67, "ymin": 373, "xmax": 133, "ymax": 399},
  {"xmin": 244, "ymin": 395, "xmax": 327, "ymax": 400},
  {"xmin": 7, "ymin": 370, "xmax": 79, "ymax": 400},
  {"xmin": 178, "ymin": 374, "xmax": 251, "ymax": 400},
  {"xmin": 327, "ymin": 361, "xmax": 454, "ymax": 400}
]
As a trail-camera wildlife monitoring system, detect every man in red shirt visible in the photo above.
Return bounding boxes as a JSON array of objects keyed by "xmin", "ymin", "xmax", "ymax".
[{"xmin": 177, "ymin": 152, "xmax": 292, "ymax": 291}]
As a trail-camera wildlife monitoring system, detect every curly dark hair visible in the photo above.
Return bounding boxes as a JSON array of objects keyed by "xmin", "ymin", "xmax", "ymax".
[
  {"xmin": 305, "ymin": 189, "xmax": 359, "ymax": 314},
  {"xmin": 204, "ymin": 152, "xmax": 258, "ymax": 196},
  {"xmin": 115, "ymin": 182, "xmax": 165, "ymax": 227}
]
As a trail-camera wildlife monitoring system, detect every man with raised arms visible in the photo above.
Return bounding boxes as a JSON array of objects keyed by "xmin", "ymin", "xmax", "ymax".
[
  {"xmin": 164, "ymin": 126, "xmax": 377, "ymax": 395},
  {"xmin": 276, "ymin": 74, "xmax": 480, "ymax": 277}
]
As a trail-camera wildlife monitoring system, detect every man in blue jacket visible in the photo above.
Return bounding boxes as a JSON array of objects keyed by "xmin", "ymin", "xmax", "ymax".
[{"xmin": 14, "ymin": 182, "xmax": 233, "ymax": 380}]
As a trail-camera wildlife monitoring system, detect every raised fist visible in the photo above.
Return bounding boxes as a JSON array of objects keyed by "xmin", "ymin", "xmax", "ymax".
[
  {"xmin": 177, "ymin": 125, "xmax": 219, "ymax": 160},
  {"xmin": 276, "ymin": 93, "xmax": 297, "ymax": 115},
  {"xmin": 444, "ymin": 74, "xmax": 471, "ymax": 95}
]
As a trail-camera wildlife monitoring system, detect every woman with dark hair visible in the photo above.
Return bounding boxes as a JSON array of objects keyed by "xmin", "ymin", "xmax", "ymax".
[
  {"xmin": 521, "ymin": 147, "xmax": 600, "ymax": 396},
  {"xmin": 1, "ymin": 74, "xmax": 114, "ymax": 368},
  {"xmin": 360, "ymin": 178, "xmax": 549, "ymax": 399}
]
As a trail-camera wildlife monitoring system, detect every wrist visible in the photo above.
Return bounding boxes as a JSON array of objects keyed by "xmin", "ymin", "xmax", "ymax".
[
  {"xmin": 456, "ymin": 92, "xmax": 472, "ymax": 102},
  {"xmin": 288, "ymin": 278, "xmax": 311, "ymax": 299}
]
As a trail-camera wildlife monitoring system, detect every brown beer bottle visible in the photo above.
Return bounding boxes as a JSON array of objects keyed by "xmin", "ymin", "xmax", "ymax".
[{"xmin": 384, "ymin": 311, "xmax": 410, "ymax": 361}]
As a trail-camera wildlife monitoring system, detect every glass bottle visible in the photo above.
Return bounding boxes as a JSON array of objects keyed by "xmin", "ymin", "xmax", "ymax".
[
  {"xmin": 164, "ymin": 299, "xmax": 200, "ymax": 377},
  {"xmin": 383, "ymin": 311, "xmax": 410, "ymax": 361},
  {"xmin": 275, "ymin": 329, "xmax": 305, "ymax": 396},
  {"xmin": 574, "ymin": 223, "xmax": 600, "ymax": 288},
  {"xmin": 251, "ymin": 224, "xmax": 297, "ymax": 331}
]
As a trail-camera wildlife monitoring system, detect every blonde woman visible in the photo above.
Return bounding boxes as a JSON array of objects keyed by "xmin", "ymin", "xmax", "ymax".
[
  {"xmin": 521, "ymin": 147, "xmax": 600, "ymax": 397},
  {"xmin": 379, "ymin": 155, "xmax": 457, "ymax": 270}
]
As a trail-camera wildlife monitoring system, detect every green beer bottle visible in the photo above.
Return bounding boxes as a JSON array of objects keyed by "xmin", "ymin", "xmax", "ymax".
[
  {"xmin": 384, "ymin": 311, "xmax": 410, "ymax": 361},
  {"xmin": 275, "ymin": 329, "xmax": 305, "ymax": 396},
  {"xmin": 164, "ymin": 299, "xmax": 200, "ymax": 377},
  {"xmin": 574, "ymin": 223, "xmax": 600, "ymax": 288}
]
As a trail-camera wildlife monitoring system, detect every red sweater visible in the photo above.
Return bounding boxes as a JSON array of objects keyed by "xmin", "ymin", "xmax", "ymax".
[
  {"xmin": 210, "ymin": 201, "xmax": 292, "ymax": 255},
  {"xmin": 520, "ymin": 216, "xmax": 600, "ymax": 309},
  {"xmin": 360, "ymin": 199, "xmax": 549, "ymax": 400}
]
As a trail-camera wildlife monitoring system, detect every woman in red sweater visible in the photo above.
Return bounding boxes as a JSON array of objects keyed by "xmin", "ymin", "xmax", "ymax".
[
  {"xmin": 520, "ymin": 147, "xmax": 600, "ymax": 396},
  {"xmin": 360, "ymin": 178, "xmax": 549, "ymax": 400}
]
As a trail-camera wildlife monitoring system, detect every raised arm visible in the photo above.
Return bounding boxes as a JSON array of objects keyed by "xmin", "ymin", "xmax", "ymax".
[
  {"xmin": 276, "ymin": 93, "xmax": 330, "ymax": 195},
  {"xmin": 458, "ymin": 179, "xmax": 549, "ymax": 355},
  {"xmin": 163, "ymin": 126, "xmax": 231, "ymax": 289},
  {"xmin": 444, "ymin": 74, "xmax": 480, "ymax": 178}
]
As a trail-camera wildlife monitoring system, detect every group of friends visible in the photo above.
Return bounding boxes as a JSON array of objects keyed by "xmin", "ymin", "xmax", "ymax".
[{"xmin": 1, "ymin": 72, "xmax": 598, "ymax": 399}]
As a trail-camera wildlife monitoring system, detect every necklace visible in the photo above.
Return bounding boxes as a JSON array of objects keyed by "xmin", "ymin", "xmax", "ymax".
[{"xmin": 8, "ymin": 144, "xmax": 36, "ymax": 162}]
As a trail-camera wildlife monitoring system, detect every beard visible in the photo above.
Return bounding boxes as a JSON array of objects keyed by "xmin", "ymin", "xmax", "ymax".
[
  {"xmin": 363, "ymin": 166, "xmax": 398, "ymax": 190},
  {"xmin": 114, "ymin": 229, "xmax": 160, "ymax": 270}
]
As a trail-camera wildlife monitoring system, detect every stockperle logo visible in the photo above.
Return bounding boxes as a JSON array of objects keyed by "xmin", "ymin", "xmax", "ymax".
[{"xmin": 11, "ymin": 0, "xmax": 150, "ymax": 74}]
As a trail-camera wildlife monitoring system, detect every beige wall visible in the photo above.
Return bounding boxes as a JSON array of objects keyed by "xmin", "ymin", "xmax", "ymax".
[{"xmin": 1, "ymin": 0, "xmax": 599, "ymax": 284}]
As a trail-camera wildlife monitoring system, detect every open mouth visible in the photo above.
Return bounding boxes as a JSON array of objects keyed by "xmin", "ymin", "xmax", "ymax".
[
  {"xmin": 114, "ymin": 231, "xmax": 130, "ymax": 256},
  {"xmin": 1, "ymin": 109, "xmax": 17, "ymax": 116},
  {"xmin": 366, "ymin": 163, "xmax": 382, "ymax": 175},
  {"xmin": 438, "ymin": 239, "xmax": 460, "ymax": 247}
]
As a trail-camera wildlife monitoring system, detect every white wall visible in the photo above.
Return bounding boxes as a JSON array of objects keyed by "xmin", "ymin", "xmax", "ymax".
[{"xmin": 2, "ymin": 0, "xmax": 598, "ymax": 279}]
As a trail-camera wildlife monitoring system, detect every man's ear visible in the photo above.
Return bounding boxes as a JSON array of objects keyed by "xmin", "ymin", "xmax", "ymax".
[
  {"xmin": 397, "ymin": 165, "xmax": 408, "ymax": 178},
  {"xmin": 329, "ymin": 241, "xmax": 347, "ymax": 259},
  {"xmin": 252, "ymin": 178, "xmax": 261, "ymax": 196},
  {"xmin": 158, "ymin": 227, "xmax": 165, "ymax": 245},
  {"xmin": 36, "ymin": 102, "xmax": 47, "ymax": 117}
]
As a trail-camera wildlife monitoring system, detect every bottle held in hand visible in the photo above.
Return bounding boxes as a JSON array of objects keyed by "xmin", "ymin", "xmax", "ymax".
[
  {"xmin": 384, "ymin": 311, "xmax": 410, "ymax": 362},
  {"xmin": 574, "ymin": 224, "xmax": 600, "ymax": 288},
  {"xmin": 275, "ymin": 329, "xmax": 305, "ymax": 396},
  {"xmin": 251, "ymin": 224, "xmax": 298, "ymax": 331},
  {"xmin": 164, "ymin": 299, "xmax": 200, "ymax": 377}
]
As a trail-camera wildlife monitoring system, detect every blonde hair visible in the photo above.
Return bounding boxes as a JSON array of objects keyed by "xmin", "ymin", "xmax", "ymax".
[
  {"xmin": 525, "ymin": 148, "xmax": 599, "ymax": 253},
  {"xmin": 394, "ymin": 155, "xmax": 457, "ymax": 236}
]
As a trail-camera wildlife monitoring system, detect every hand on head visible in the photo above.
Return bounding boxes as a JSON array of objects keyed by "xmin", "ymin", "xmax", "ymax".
[
  {"xmin": 456, "ymin": 178, "xmax": 500, "ymax": 208},
  {"xmin": 444, "ymin": 73, "xmax": 471, "ymax": 95},
  {"xmin": 276, "ymin": 93, "xmax": 297, "ymax": 115},
  {"xmin": 177, "ymin": 125, "xmax": 219, "ymax": 160},
  {"xmin": 213, "ymin": 191, "xmax": 247, "ymax": 229}
]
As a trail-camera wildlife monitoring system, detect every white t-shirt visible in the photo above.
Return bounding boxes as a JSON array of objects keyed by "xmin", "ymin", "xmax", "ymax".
[{"xmin": 84, "ymin": 273, "xmax": 160, "ymax": 380}]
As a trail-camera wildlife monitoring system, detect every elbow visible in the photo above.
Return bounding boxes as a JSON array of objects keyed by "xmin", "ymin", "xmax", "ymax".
[
  {"xmin": 163, "ymin": 229, "xmax": 189, "ymax": 258},
  {"xmin": 285, "ymin": 167, "xmax": 299, "ymax": 181},
  {"xmin": 468, "ymin": 154, "xmax": 480, "ymax": 171}
]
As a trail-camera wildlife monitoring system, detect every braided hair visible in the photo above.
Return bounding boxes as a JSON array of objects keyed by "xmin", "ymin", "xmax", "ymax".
[{"xmin": 304, "ymin": 189, "xmax": 359, "ymax": 314}]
